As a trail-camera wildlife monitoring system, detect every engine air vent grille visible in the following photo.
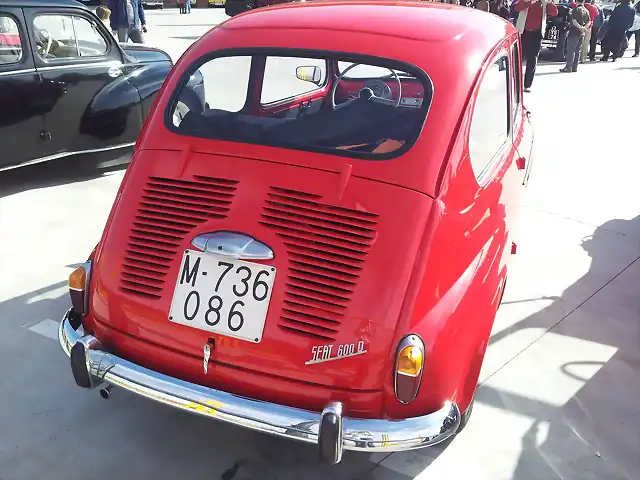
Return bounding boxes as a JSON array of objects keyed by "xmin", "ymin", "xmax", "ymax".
[
  {"xmin": 120, "ymin": 175, "xmax": 238, "ymax": 299},
  {"xmin": 260, "ymin": 186, "xmax": 378, "ymax": 340}
]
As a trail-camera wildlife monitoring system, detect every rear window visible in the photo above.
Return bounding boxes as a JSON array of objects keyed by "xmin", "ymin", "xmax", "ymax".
[{"xmin": 166, "ymin": 50, "xmax": 432, "ymax": 160}]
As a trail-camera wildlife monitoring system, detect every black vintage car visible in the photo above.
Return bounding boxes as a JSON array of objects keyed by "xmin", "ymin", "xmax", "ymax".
[
  {"xmin": 542, "ymin": 1, "xmax": 573, "ymax": 60},
  {"xmin": 0, "ymin": 0, "xmax": 204, "ymax": 171}
]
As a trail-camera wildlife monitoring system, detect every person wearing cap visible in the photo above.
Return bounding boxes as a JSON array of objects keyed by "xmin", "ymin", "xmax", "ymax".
[{"xmin": 514, "ymin": 0, "xmax": 559, "ymax": 92}]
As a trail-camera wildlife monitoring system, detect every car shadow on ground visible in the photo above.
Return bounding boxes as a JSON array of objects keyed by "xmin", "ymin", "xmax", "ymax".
[
  {"xmin": 1, "ymin": 216, "xmax": 638, "ymax": 479},
  {"xmin": 0, "ymin": 152, "xmax": 131, "ymax": 199}
]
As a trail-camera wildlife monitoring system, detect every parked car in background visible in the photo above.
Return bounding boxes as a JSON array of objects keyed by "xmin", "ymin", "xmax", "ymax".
[
  {"xmin": 0, "ymin": 0, "xmax": 203, "ymax": 172},
  {"xmin": 542, "ymin": 1, "xmax": 572, "ymax": 60},
  {"xmin": 142, "ymin": 0, "xmax": 165, "ymax": 8},
  {"xmin": 59, "ymin": 0, "xmax": 533, "ymax": 465},
  {"xmin": 225, "ymin": 0, "xmax": 289, "ymax": 17}
]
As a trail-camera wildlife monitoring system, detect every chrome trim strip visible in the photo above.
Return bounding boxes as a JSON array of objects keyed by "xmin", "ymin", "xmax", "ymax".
[
  {"xmin": 0, "ymin": 68, "xmax": 36, "ymax": 77},
  {"xmin": 0, "ymin": 142, "xmax": 135, "ymax": 173},
  {"xmin": 36, "ymin": 61, "xmax": 122, "ymax": 72},
  {"xmin": 59, "ymin": 310, "xmax": 461, "ymax": 454}
]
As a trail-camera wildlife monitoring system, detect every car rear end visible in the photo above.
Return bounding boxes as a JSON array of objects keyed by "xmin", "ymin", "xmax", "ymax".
[{"xmin": 58, "ymin": 5, "xmax": 488, "ymax": 462}]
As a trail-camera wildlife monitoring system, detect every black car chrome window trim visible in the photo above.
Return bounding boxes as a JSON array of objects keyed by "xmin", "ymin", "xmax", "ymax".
[
  {"xmin": 35, "ymin": 59, "xmax": 122, "ymax": 71},
  {"xmin": 0, "ymin": 10, "xmax": 29, "ymax": 68},
  {"xmin": 28, "ymin": 9, "xmax": 114, "ymax": 66},
  {"xmin": 0, "ymin": 67, "xmax": 36, "ymax": 77}
]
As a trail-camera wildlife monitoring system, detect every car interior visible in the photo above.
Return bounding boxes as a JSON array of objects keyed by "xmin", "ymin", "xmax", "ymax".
[
  {"xmin": 33, "ymin": 15, "xmax": 107, "ymax": 60},
  {"xmin": 173, "ymin": 56, "xmax": 430, "ymax": 156}
]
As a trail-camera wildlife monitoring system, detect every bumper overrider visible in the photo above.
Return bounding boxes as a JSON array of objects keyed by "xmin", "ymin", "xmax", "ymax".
[{"xmin": 59, "ymin": 309, "xmax": 461, "ymax": 464}]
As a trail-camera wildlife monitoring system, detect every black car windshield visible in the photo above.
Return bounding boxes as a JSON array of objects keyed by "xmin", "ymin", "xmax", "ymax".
[{"xmin": 167, "ymin": 51, "xmax": 432, "ymax": 160}]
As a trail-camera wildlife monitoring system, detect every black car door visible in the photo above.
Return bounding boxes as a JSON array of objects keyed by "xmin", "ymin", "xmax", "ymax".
[
  {"xmin": 0, "ymin": 8, "xmax": 47, "ymax": 169},
  {"xmin": 24, "ymin": 6, "xmax": 139, "ymax": 157}
]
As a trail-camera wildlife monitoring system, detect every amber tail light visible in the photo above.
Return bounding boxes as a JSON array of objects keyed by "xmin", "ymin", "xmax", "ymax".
[
  {"xmin": 68, "ymin": 261, "xmax": 92, "ymax": 315},
  {"xmin": 394, "ymin": 335, "xmax": 425, "ymax": 404}
]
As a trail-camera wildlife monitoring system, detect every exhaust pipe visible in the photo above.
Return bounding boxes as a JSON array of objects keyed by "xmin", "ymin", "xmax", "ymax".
[{"xmin": 99, "ymin": 385, "xmax": 113, "ymax": 400}]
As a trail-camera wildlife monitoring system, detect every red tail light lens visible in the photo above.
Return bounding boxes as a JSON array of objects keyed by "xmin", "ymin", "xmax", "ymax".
[{"xmin": 394, "ymin": 335, "xmax": 425, "ymax": 404}]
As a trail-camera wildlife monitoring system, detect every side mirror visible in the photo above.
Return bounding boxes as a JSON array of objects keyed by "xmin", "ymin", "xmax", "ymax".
[{"xmin": 296, "ymin": 65, "xmax": 322, "ymax": 85}]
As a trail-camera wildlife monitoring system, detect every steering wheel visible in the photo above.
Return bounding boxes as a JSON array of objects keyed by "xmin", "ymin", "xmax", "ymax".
[
  {"xmin": 39, "ymin": 28, "xmax": 53, "ymax": 57},
  {"xmin": 331, "ymin": 63, "xmax": 402, "ymax": 110}
]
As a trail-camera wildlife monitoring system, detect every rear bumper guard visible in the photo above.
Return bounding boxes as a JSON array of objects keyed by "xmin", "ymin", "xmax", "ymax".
[{"xmin": 59, "ymin": 309, "xmax": 461, "ymax": 463}]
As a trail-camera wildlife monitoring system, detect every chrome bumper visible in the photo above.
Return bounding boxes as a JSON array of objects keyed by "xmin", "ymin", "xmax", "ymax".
[{"xmin": 59, "ymin": 309, "xmax": 460, "ymax": 462}]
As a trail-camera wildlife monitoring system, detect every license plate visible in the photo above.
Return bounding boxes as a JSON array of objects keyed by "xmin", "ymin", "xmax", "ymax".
[
  {"xmin": 548, "ymin": 27, "xmax": 558, "ymax": 40},
  {"xmin": 169, "ymin": 249, "xmax": 276, "ymax": 343}
]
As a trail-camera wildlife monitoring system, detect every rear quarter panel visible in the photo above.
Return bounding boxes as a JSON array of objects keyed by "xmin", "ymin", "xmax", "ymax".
[{"xmin": 382, "ymin": 36, "xmax": 524, "ymax": 419}]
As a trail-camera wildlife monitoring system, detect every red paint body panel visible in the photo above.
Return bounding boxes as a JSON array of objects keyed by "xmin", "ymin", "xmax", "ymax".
[{"xmin": 83, "ymin": 1, "xmax": 532, "ymax": 420}]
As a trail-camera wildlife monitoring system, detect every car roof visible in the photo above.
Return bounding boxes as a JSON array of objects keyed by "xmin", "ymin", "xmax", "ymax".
[
  {"xmin": 2, "ymin": 0, "xmax": 88, "ymax": 8},
  {"xmin": 220, "ymin": 0, "xmax": 513, "ymax": 50},
  {"xmin": 145, "ymin": 1, "xmax": 519, "ymax": 198}
]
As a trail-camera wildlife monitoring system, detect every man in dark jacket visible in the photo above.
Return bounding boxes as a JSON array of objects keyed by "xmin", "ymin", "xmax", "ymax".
[
  {"xmin": 600, "ymin": 0, "xmax": 636, "ymax": 61},
  {"xmin": 108, "ymin": 0, "xmax": 148, "ymax": 44}
]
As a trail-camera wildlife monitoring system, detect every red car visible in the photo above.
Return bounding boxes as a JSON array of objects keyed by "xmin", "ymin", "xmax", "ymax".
[{"xmin": 60, "ymin": 0, "xmax": 533, "ymax": 464}]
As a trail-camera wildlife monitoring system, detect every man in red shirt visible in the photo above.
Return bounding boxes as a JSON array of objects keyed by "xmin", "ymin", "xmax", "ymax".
[{"xmin": 514, "ymin": 0, "xmax": 559, "ymax": 92}]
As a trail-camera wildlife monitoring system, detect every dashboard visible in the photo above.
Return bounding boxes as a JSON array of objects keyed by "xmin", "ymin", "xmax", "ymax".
[{"xmin": 335, "ymin": 78, "xmax": 426, "ymax": 108}]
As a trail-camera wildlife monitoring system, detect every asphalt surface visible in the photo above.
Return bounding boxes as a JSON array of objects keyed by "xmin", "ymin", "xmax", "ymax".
[{"xmin": 1, "ymin": 7, "xmax": 640, "ymax": 480}]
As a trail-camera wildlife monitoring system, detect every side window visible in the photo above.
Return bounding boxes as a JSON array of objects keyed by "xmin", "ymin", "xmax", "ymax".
[
  {"xmin": 469, "ymin": 56, "xmax": 510, "ymax": 179},
  {"xmin": 33, "ymin": 14, "xmax": 107, "ymax": 60},
  {"xmin": 194, "ymin": 56, "xmax": 251, "ymax": 113},
  {"xmin": 260, "ymin": 56, "xmax": 327, "ymax": 104},
  {"xmin": 511, "ymin": 42, "xmax": 521, "ymax": 127},
  {"xmin": 73, "ymin": 16, "xmax": 108, "ymax": 57},
  {"xmin": 0, "ymin": 15, "xmax": 23, "ymax": 65}
]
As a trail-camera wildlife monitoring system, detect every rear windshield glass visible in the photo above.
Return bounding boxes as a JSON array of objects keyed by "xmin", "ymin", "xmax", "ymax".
[{"xmin": 166, "ymin": 50, "xmax": 432, "ymax": 159}]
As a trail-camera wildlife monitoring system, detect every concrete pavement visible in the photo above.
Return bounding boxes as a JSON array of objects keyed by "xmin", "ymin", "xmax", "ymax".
[{"xmin": 1, "ymin": 7, "xmax": 639, "ymax": 479}]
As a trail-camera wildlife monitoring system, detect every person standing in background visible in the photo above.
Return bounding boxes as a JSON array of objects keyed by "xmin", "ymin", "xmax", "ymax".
[
  {"xmin": 560, "ymin": 0, "xmax": 590, "ymax": 72},
  {"xmin": 625, "ymin": 1, "xmax": 640, "ymax": 57},
  {"xmin": 476, "ymin": 0, "xmax": 490, "ymax": 11},
  {"xmin": 600, "ymin": 0, "xmax": 636, "ymax": 61},
  {"xmin": 587, "ymin": 0, "xmax": 604, "ymax": 61},
  {"xmin": 514, "ymin": 0, "xmax": 559, "ymax": 92},
  {"xmin": 108, "ymin": 0, "xmax": 148, "ymax": 44},
  {"xmin": 580, "ymin": 0, "xmax": 599, "ymax": 62},
  {"xmin": 95, "ymin": 5, "xmax": 112, "ymax": 31},
  {"xmin": 490, "ymin": 0, "xmax": 511, "ymax": 19}
]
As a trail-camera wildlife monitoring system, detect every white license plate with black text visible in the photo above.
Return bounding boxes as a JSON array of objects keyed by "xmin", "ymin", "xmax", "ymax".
[{"xmin": 169, "ymin": 250, "xmax": 276, "ymax": 342}]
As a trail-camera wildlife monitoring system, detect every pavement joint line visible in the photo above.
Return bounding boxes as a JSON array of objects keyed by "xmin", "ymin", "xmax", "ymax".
[
  {"xmin": 480, "ymin": 255, "xmax": 640, "ymax": 387},
  {"xmin": 523, "ymin": 204, "xmax": 640, "ymax": 239}
]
